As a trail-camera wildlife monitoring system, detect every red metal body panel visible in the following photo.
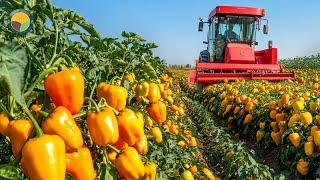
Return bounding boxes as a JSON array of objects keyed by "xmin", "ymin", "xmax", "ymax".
[
  {"xmin": 196, "ymin": 72, "xmax": 295, "ymax": 84},
  {"xmin": 209, "ymin": 6, "xmax": 265, "ymax": 19},
  {"xmin": 196, "ymin": 61, "xmax": 282, "ymax": 71},
  {"xmin": 190, "ymin": 60, "xmax": 295, "ymax": 85},
  {"xmin": 224, "ymin": 43, "xmax": 255, "ymax": 64},
  {"xmin": 255, "ymin": 48, "xmax": 278, "ymax": 64},
  {"xmin": 188, "ymin": 70, "xmax": 196, "ymax": 84}
]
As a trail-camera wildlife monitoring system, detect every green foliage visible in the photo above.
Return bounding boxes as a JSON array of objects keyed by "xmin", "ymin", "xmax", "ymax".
[{"xmin": 280, "ymin": 54, "xmax": 320, "ymax": 69}]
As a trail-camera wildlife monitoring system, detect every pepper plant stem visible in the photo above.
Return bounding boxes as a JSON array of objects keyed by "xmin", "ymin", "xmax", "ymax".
[{"xmin": 23, "ymin": 108, "xmax": 43, "ymax": 136}]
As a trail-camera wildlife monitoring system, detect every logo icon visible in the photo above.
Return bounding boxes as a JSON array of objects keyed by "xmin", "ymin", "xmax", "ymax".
[{"xmin": 10, "ymin": 9, "xmax": 32, "ymax": 34}]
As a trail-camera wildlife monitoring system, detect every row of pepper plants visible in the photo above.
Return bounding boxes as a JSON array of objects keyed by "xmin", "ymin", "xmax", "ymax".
[
  {"xmin": 174, "ymin": 66, "xmax": 320, "ymax": 178},
  {"xmin": 0, "ymin": 0, "xmax": 216, "ymax": 179},
  {"xmin": 180, "ymin": 94, "xmax": 273, "ymax": 179}
]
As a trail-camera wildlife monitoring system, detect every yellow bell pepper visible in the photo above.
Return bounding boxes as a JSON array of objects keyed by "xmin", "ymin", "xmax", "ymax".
[
  {"xmin": 150, "ymin": 127, "xmax": 163, "ymax": 143},
  {"xmin": 289, "ymin": 132, "xmax": 301, "ymax": 148},
  {"xmin": 147, "ymin": 83, "xmax": 161, "ymax": 103},
  {"xmin": 143, "ymin": 162, "xmax": 157, "ymax": 180},
  {"xmin": 288, "ymin": 114, "xmax": 300, "ymax": 127},
  {"xmin": 271, "ymin": 131, "xmax": 281, "ymax": 145},
  {"xmin": 136, "ymin": 81, "xmax": 149, "ymax": 97},
  {"xmin": 202, "ymin": 168, "xmax": 215, "ymax": 180},
  {"xmin": 313, "ymin": 130, "xmax": 320, "ymax": 147},
  {"xmin": 256, "ymin": 130, "xmax": 264, "ymax": 142},
  {"xmin": 304, "ymin": 142, "xmax": 314, "ymax": 156},
  {"xmin": 300, "ymin": 112, "xmax": 312, "ymax": 125},
  {"xmin": 114, "ymin": 147, "xmax": 145, "ymax": 179},
  {"xmin": 188, "ymin": 137, "xmax": 197, "ymax": 147},
  {"xmin": 180, "ymin": 170, "xmax": 194, "ymax": 180}
]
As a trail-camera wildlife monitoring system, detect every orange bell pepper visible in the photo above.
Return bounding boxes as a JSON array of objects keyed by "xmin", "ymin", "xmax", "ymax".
[
  {"xmin": 0, "ymin": 113, "xmax": 9, "ymax": 136},
  {"xmin": 133, "ymin": 135, "xmax": 148, "ymax": 154},
  {"xmin": 122, "ymin": 73, "xmax": 135, "ymax": 83},
  {"xmin": 7, "ymin": 120, "xmax": 33, "ymax": 156},
  {"xmin": 107, "ymin": 149, "xmax": 117, "ymax": 164},
  {"xmin": 114, "ymin": 137, "xmax": 128, "ymax": 150},
  {"xmin": 147, "ymin": 101, "xmax": 167, "ymax": 124},
  {"xmin": 44, "ymin": 67, "xmax": 84, "ymax": 114},
  {"xmin": 97, "ymin": 83, "xmax": 128, "ymax": 111},
  {"xmin": 42, "ymin": 106, "xmax": 83, "ymax": 151},
  {"xmin": 21, "ymin": 134, "xmax": 66, "ymax": 180},
  {"xmin": 66, "ymin": 146, "xmax": 96, "ymax": 180},
  {"xmin": 118, "ymin": 108, "xmax": 145, "ymax": 146},
  {"xmin": 87, "ymin": 107, "xmax": 119, "ymax": 146}
]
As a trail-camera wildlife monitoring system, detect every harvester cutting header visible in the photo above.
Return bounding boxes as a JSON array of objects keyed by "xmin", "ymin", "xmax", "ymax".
[{"xmin": 189, "ymin": 5, "xmax": 294, "ymax": 88}]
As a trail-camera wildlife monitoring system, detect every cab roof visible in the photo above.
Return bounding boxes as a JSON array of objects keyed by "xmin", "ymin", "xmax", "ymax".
[{"xmin": 209, "ymin": 6, "xmax": 265, "ymax": 20}]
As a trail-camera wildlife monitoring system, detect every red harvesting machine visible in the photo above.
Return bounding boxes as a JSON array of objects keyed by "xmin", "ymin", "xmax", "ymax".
[{"xmin": 189, "ymin": 6, "xmax": 294, "ymax": 88}]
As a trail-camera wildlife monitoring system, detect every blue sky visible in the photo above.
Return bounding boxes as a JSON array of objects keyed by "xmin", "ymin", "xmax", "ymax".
[{"xmin": 53, "ymin": 0, "xmax": 320, "ymax": 65}]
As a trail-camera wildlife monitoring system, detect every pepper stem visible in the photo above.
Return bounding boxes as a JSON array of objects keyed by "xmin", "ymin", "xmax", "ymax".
[
  {"xmin": 110, "ymin": 76, "xmax": 121, "ymax": 86},
  {"xmin": 85, "ymin": 97, "xmax": 100, "ymax": 112},
  {"xmin": 105, "ymin": 104, "xmax": 119, "ymax": 116},
  {"xmin": 49, "ymin": 54, "xmax": 75, "ymax": 68},
  {"xmin": 24, "ymin": 66, "xmax": 58, "ymax": 97},
  {"xmin": 73, "ymin": 111, "xmax": 87, "ymax": 119},
  {"xmin": 106, "ymin": 144, "xmax": 121, "ymax": 154},
  {"xmin": 99, "ymin": 98, "xmax": 119, "ymax": 115},
  {"xmin": 39, "ymin": 110, "xmax": 49, "ymax": 118},
  {"xmin": 23, "ymin": 108, "xmax": 43, "ymax": 136},
  {"xmin": 10, "ymin": 153, "xmax": 21, "ymax": 166}
]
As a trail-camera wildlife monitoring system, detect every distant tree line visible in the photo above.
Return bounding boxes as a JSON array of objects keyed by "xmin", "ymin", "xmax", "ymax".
[{"xmin": 168, "ymin": 64, "xmax": 194, "ymax": 69}]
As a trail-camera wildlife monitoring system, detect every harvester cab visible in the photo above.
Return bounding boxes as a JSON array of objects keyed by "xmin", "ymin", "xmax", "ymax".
[{"xmin": 189, "ymin": 6, "xmax": 294, "ymax": 88}]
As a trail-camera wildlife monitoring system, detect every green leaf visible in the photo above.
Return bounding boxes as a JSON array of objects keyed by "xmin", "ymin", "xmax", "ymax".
[
  {"xmin": 0, "ymin": 165, "xmax": 23, "ymax": 180},
  {"xmin": 0, "ymin": 43, "xmax": 28, "ymax": 107},
  {"xmin": 141, "ymin": 62, "xmax": 157, "ymax": 79},
  {"xmin": 98, "ymin": 163, "xmax": 117, "ymax": 180},
  {"xmin": 74, "ymin": 13, "xmax": 100, "ymax": 38}
]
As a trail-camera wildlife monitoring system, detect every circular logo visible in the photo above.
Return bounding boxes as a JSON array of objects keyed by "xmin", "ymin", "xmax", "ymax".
[{"xmin": 10, "ymin": 9, "xmax": 32, "ymax": 34}]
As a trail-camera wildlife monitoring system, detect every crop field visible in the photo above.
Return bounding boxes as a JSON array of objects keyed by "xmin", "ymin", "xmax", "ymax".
[
  {"xmin": 172, "ymin": 57, "xmax": 320, "ymax": 179},
  {"xmin": 0, "ymin": 0, "xmax": 320, "ymax": 180}
]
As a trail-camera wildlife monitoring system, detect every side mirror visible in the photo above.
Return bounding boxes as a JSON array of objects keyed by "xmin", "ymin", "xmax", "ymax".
[
  {"xmin": 203, "ymin": 41, "xmax": 208, "ymax": 44},
  {"xmin": 254, "ymin": 42, "xmax": 258, "ymax": 45},
  {"xmin": 198, "ymin": 19, "xmax": 204, "ymax": 32},
  {"xmin": 263, "ymin": 24, "xmax": 269, "ymax": 34},
  {"xmin": 268, "ymin": 40, "xmax": 273, "ymax": 49}
]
